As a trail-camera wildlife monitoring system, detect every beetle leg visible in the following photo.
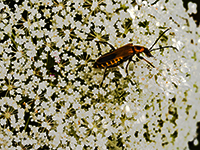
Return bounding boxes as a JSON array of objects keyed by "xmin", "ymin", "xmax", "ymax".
[
  {"xmin": 136, "ymin": 54, "xmax": 155, "ymax": 68},
  {"xmin": 125, "ymin": 59, "xmax": 131, "ymax": 76},
  {"xmin": 125, "ymin": 57, "xmax": 136, "ymax": 76},
  {"xmin": 95, "ymin": 41, "xmax": 116, "ymax": 51},
  {"xmin": 100, "ymin": 67, "xmax": 108, "ymax": 87}
]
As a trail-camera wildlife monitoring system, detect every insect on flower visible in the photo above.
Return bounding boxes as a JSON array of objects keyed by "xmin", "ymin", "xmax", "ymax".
[{"xmin": 93, "ymin": 27, "xmax": 178, "ymax": 87}]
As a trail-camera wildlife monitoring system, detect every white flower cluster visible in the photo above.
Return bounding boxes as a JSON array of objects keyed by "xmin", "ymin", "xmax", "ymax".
[{"xmin": 0, "ymin": 0, "xmax": 199, "ymax": 149}]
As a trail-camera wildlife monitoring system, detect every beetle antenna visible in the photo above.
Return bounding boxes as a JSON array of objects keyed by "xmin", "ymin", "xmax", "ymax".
[
  {"xmin": 149, "ymin": 27, "xmax": 171, "ymax": 51},
  {"xmin": 150, "ymin": 46, "xmax": 179, "ymax": 52}
]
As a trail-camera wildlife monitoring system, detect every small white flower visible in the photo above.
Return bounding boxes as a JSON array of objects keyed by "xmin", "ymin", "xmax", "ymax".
[{"xmin": 187, "ymin": 2, "xmax": 197, "ymax": 14}]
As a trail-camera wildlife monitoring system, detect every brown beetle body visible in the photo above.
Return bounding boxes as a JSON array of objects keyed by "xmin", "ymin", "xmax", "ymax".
[
  {"xmin": 94, "ymin": 28, "xmax": 178, "ymax": 87},
  {"xmin": 94, "ymin": 43, "xmax": 135, "ymax": 69}
]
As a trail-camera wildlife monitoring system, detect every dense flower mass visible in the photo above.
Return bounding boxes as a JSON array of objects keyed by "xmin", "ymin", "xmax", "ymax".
[{"xmin": 0, "ymin": 0, "xmax": 199, "ymax": 149}]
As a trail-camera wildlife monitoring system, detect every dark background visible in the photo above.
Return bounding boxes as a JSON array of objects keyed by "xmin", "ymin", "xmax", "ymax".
[
  {"xmin": 182, "ymin": 0, "xmax": 200, "ymax": 150},
  {"xmin": 183, "ymin": 0, "xmax": 200, "ymax": 26}
]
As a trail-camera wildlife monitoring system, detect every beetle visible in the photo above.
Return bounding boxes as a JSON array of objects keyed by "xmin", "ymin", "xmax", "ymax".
[{"xmin": 93, "ymin": 27, "xmax": 178, "ymax": 87}]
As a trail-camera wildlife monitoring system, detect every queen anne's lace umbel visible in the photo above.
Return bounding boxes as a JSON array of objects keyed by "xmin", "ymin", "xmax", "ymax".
[{"xmin": 0, "ymin": 0, "xmax": 199, "ymax": 149}]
